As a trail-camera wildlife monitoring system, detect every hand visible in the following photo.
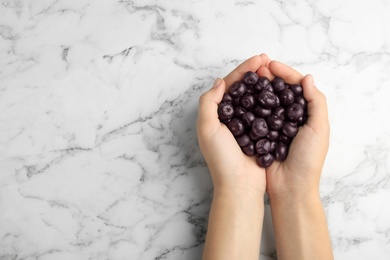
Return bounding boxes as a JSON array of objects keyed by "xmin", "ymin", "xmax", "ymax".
[
  {"xmin": 259, "ymin": 61, "xmax": 333, "ymax": 260},
  {"xmin": 259, "ymin": 61, "xmax": 330, "ymax": 199},
  {"xmin": 199, "ymin": 55, "xmax": 272, "ymax": 260},
  {"xmin": 197, "ymin": 54, "xmax": 270, "ymax": 194}
]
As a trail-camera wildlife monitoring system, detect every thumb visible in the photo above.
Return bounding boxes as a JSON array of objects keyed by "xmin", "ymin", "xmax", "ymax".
[
  {"xmin": 197, "ymin": 78, "xmax": 226, "ymax": 134},
  {"xmin": 302, "ymin": 74, "xmax": 330, "ymax": 136}
]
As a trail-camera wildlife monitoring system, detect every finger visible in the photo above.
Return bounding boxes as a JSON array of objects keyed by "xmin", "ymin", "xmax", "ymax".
[
  {"xmin": 197, "ymin": 78, "xmax": 226, "ymax": 134},
  {"xmin": 256, "ymin": 65, "xmax": 275, "ymax": 81},
  {"xmin": 260, "ymin": 53, "xmax": 271, "ymax": 67},
  {"xmin": 268, "ymin": 60, "xmax": 303, "ymax": 84},
  {"xmin": 302, "ymin": 75, "xmax": 330, "ymax": 135},
  {"xmin": 224, "ymin": 55, "xmax": 262, "ymax": 88}
]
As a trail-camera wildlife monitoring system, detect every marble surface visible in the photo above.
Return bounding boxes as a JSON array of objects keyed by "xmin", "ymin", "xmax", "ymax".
[{"xmin": 1, "ymin": 0, "xmax": 390, "ymax": 259}]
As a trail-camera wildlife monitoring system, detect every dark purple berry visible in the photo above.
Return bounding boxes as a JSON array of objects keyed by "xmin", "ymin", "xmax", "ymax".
[
  {"xmin": 279, "ymin": 89, "xmax": 295, "ymax": 106},
  {"xmin": 242, "ymin": 141, "xmax": 255, "ymax": 156},
  {"xmin": 232, "ymin": 97, "xmax": 241, "ymax": 106},
  {"xmin": 254, "ymin": 106, "xmax": 272, "ymax": 118},
  {"xmin": 274, "ymin": 142, "xmax": 288, "ymax": 161},
  {"xmin": 286, "ymin": 103, "xmax": 304, "ymax": 122},
  {"xmin": 272, "ymin": 77, "xmax": 286, "ymax": 92},
  {"xmin": 243, "ymin": 71, "xmax": 259, "ymax": 85},
  {"xmin": 259, "ymin": 90, "xmax": 279, "ymax": 108},
  {"xmin": 251, "ymin": 118, "xmax": 269, "ymax": 137},
  {"xmin": 264, "ymin": 84, "xmax": 274, "ymax": 93},
  {"xmin": 246, "ymin": 85, "xmax": 255, "ymax": 93},
  {"xmin": 227, "ymin": 118, "xmax": 245, "ymax": 136},
  {"xmin": 249, "ymin": 130, "xmax": 261, "ymax": 141},
  {"xmin": 222, "ymin": 118, "xmax": 232, "ymax": 124},
  {"xmin": 236, "ymin": 134, "xmax": 251, "ymax": 147},
  {"xmin": 222, "ymin": 93, "xmax": 233, "ymax": 103},
  {"xmin": 240, "ymin": 94, "xmax": 255, "ymax": 110},
  {"xmin": 279, "ymin": 134, "xmax": 292, "ymax": 144},
  {"xmin": 270, "ymin": 141, "xmax": 277, "ymax": 152},
  {"xmin": 242, "ymin": 112, "xmax": 255, "ymax": 127},
  {"xmin": 266, "ymin": 130, "xmax": 279, "ymax": 141},
  {"xmin": 289, "ymin": 84, "xmax": 303, "ymax": 96},
  {"xmin": 297, "ymin": 116, "xmax": 306, "ymax": 126},
  {"xmin": 275, "ymin": 95, "xmax": 281, "ymax": 107},
  {"xmin": 257, "ymin": 153, "xmax": 274, "ymax": 168},
  {"xmin": 229, "ymin": 81, "xmax": 247, "ymax": 97},
  {"xmin": 272, "ymin": 107, "xmax": 285, "ymax": 119},
  {"xmin": 234, "ymin": 107, "xmax": 246, "ymax": 117},
  {"xmin": 282, "ymin": 121, "xmax": 298, "ymax": 138},
  {"xmin": 218, "ymin": 103, "xmax": 234, "ymax": 121},
  {"xmin": 295, "ymin": 96, "xmax": 307, "ymax": 109},
  {"xmin": 255, "ymin": 138, "xmax": 271, "ymax": 155},
  {"xmin": 254, "ymin": 77, "xmax": 271, "ymax": 92},
  {"xmin": 267, "ymin": 115, "xmax": 284, "ymax": 130}
]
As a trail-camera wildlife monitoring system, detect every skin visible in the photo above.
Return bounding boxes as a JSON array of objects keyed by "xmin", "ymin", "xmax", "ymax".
[
  {"xmin": 197, "ymin": 54, "xmax": 333, "ymax": 260},
  {"xmin": 264, "ymin": 61, "xmax": 334, "ymax": 260},
  {"xmin": 198, "ymin": 55, "xmax": 268, "ymax": 260}
]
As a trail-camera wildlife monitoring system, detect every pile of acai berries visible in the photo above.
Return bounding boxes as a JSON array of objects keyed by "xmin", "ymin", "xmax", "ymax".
[{"xmin": 217, "ymin": 71, "xmax": 308, "ymax": 168}]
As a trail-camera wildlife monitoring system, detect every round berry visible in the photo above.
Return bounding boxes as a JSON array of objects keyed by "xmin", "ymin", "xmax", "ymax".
[
  {"xmin": 242, "ymin": 112, "xmax": 255, "ymax": 127},
  {"xmin": 289, "ymin": 84, "xmax": 303, "ymax": 96},
  {"xmin": 295, "ymin": 96, "xmax": 307, "ymax": 109},
  {"xmin": 267, "ymin": 115, "xmax": 284, "ymax": 130},
  {"xmin": 251, "ymin": 118, "xmax": 269, "ymax": 137},
  {"xmin": 275, "ymin": 142, "xmax": 288, "ymax": 161},
  {"xmin": 279, "ymin": 134, "xmax": 292, "ymax": 144},
  {"xmin": 229, "ymin": 81, "xmax": 247, "ymax": 97},
  {"xmin": 272, "ymin": 77, "xmax": 286, "ymax": 92},
  {"xmin": 236, "ymin": 134, "xmax": 251, "ymax": 147},
  {"xmin": 255, "ymin": 138, "xmax": 271, "ymax": 155},
  {"xmin": 254, "ymin": 77, "xmax": 271, "ymax": 92},
  {"xmin": 259, "ymin": 90, "xmax": 279, "ymax": 108},
  {"xmin": 243, "ymin": 71, "xmax": 259, "ymax": 85},
  {"xmin": 227, "ymin": 118, "xmax": 245, "ymax": 136},
  {"xmin": 266, "ymin": 130, "xmax": 279, "ymax": 141},
  {"xmin": 257, "ymin": 153, "xmax": 274, "ymax": 168},
  {"xmin": 249, "ymin": 130, "xmax": 261, "ymax": 141},
  {"xmin": 286, "ymin": 103, "xmax": 304, "ymax": 122},
  {"xmin": 279, "ymin": 89, "xmax": 295, "ymax": 106},
  {"xmin": 254, "ymin": 106, "xmax": 272, "ymax": 118},
  {"xmin": 222, "ymin": 93, "xmax": 233, "ymax": 103},
  {"xmin": 272, "ymin": 107, "xmax": 285, "ymax": 119},
  {"xmin": 240, "ymin": 94, "xmax": 255, "ymax": 110},
  {"xmin": 242, "ymin": 141, "xmax": 255, "ymax": 156},
  {"xmin": 218, "ymin": 103, "xmax": 234, "ymax": 121},
  {"xmin": 234, "ymin": 107, "xmax": 246, "ymax": 117},
  {"xmin": 282, "ymin": 121, "xmax": 298, "ymax": 138}
]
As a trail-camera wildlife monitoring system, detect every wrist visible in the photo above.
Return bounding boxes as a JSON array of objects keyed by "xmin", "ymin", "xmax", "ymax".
[
  {"xmin": 268, "ymin": 188, "xmax": 333, "ymax": 260},
  {"xmin": 213, "ymin": 185, "xmax": 266, "ymax": 211},
  {"xmin": 267, "ymin": 188, "xmax": 320, "ymax": 204},
  {"xmin": 267, "ymin": 180, "xmax": 320, "ymax": 204},
  {"xmin": 204, "ymin": 177, "xmax": 266, "ymax": 260},
  {"xmin": 210, "ymin": 167, "xmax": 267, "ymax": 197},
  {"xmin": 214, "ymin": 182, "xmax": 266, "ymax": 199},
  {"xmin": 268, "ymin": 189, "xmax": 321, "ymax": 210}
]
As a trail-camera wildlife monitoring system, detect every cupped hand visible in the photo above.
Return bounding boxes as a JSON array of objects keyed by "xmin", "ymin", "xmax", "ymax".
[
  {"xmin": 197, "ymin": 54, "xmax": 270, "ymax": 194},
  {"xmin": 260, "ymin": 61, "xmax": 330, "ymax": 198}
]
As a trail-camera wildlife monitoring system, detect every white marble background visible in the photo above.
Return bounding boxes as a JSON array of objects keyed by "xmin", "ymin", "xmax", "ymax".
[{"xmin": 1, "ymin": 0, "xmax": 390, "ymax": 259}]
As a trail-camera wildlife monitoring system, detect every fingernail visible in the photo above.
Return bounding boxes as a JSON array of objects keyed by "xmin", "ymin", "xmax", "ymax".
[{"xmin": 212, "ymin": 78, "xmax": 222, "ymax": 89}]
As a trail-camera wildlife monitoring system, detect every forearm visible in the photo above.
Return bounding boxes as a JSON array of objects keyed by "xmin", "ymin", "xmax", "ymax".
[
  {"xmin": 269, "ymin": 192, "xmax": 333, "ymax": 260},
  {"xmin": 203, "ymin": 186, "xmax": 265, "ymax": 260}
]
